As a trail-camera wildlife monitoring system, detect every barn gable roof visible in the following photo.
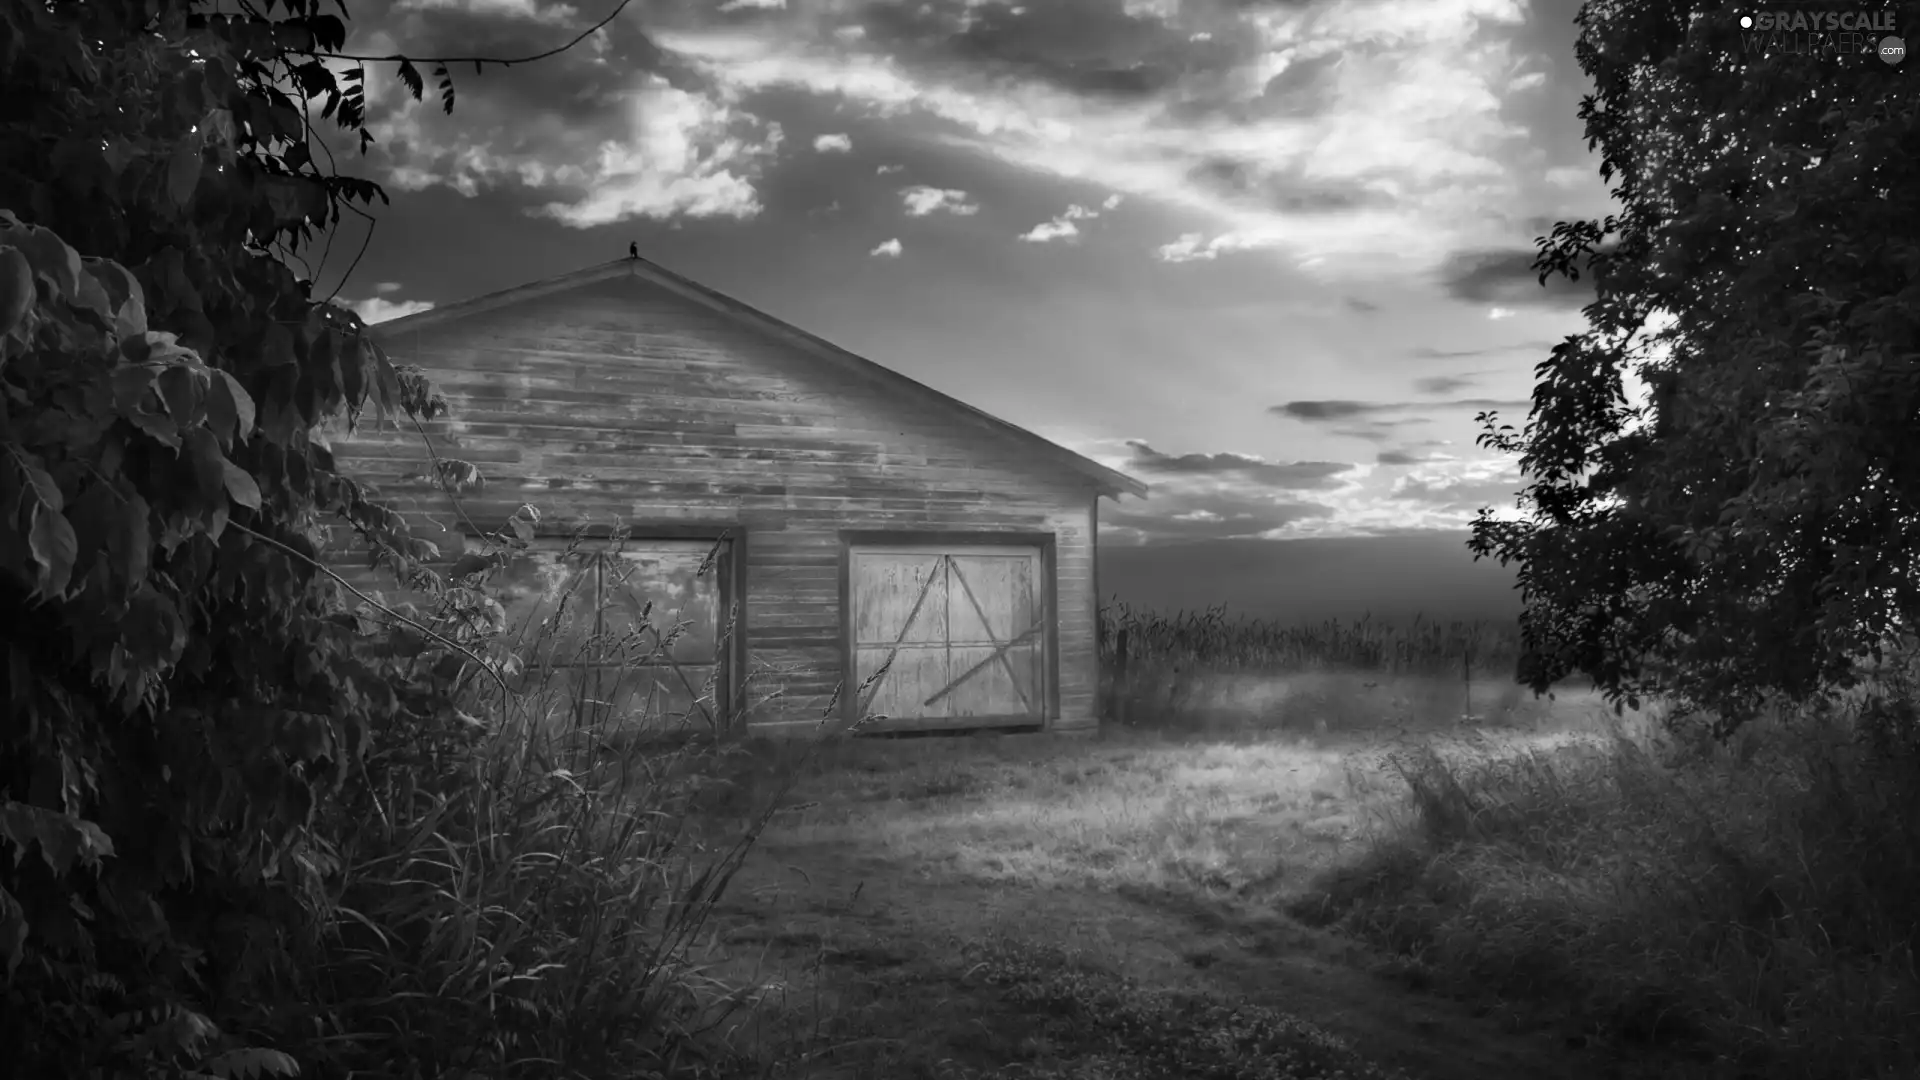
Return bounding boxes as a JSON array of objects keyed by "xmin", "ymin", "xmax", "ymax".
[{"xmin": 368, "ymin": 257, "xmax": 1149, "ymax": 500}]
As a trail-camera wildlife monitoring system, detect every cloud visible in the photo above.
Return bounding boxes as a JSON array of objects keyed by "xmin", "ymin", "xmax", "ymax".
[
  {"xmin": 719, "ymin": 0, "xmax": 786, "ymax": 10},
  {"xmin": 1103, "ymin": 490, "xmax": 1336, "ymax": 543},
  {"xmin": 1272, "ymin": 397, "xmax": 1531, "ymax": 422},
  {"xmin": 1413, "ymin": 374, "xmax": 1477, "ymax": 394},
  {"xmin": 869, "ymin": 237, "xmax": 904, "ymax": 257},
  {"xmin": 1544, "ymin": 165, "xmax": 1592, "ymax": 188},
  {"xmin": 347, "ymin": 296, "xmax": 436, "ymax": 324},
  {"xmin": 1018, "ymin": 197, "xmax": 1122, "ymax": 242},
  {"xmin": 813, "ymin": 132, "xmax": 853, "ymax": 151},
  {"xmin": 876, "ymin": 163, "xmax": 904, "ymax": 174},
  {"xmin": 1410, "ymin": 339, "xmax": 1555, "ymax": 359},
  {"xmin": 1438, "ymin": 246, "xmax": 1608, "ymax": 310},
  {"xmin": 532, "ymin": 76, "xmax": 780, "ymax": 226},
  {"xmin": 1270, "ymin": 399, "xmax": 1372, "ymax": 421},
  {"xmin": 394, "ymin": 0, "xmax": 577, "ymax": 23},
  {"xmin": 1156, "ymin": 231, "xmax": 1252, "ymax": 263},
  {"xmin": 1506, "ymin": 70, "xmax": 1546, "ymax": 91},
  {"xmin": 655, "ymin": 0, "xmax": 1560, "ymax": 276},
  {"xmin": 1376, "ymin": 448, "xmax": 1446, "ymax": 465},
  {"xmin": 1344, "ymin": 296, "xmax": 1379, "ymax": 313},
  {"xmin": 1020, "ymin": 218, "xmax": 1080, "ymax": 242},
  {"xmin": 1333, "ymin": 421, "xmax": 1425, "ymax": 443},
  {"xmin": 1487, "ymin": 306, "xmax": 1516, "ymax": 319},
  {"xmin": 1124, "ymin": 440, "xmax": 1354, "ymax": 489},
  {"xmin": 900, "ymin": 185, "xmax": 980, "ymax": 216},
  {"xmin": 355, "ymin": 32, "xmax": 785, "ymax": 229},
  {"xmin": 1389, "ymin": 459, "xmax": 1525, "ymax": 510},
  {"xmin": 1102, "ymin": 193, "xmax": 1124, "ymax": 210},
  {"xmin": 373, "ymin": 281, "xmax": 404, "ymax": 295}
]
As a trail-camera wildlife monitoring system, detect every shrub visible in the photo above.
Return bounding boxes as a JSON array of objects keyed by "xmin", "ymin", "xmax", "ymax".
[{"xmin": 1294, "ymin": 684, "xmax": 1920, "ymax": 1079}]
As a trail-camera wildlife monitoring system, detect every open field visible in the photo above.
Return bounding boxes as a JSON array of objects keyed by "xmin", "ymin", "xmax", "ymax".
[
  {"xmin": 679, "ymin": 670, "xmax": 1665, "ymax": 1080},
  {"xmin": 667, "ymin": 631, "xmax": 1920, "ymax": 1080}
]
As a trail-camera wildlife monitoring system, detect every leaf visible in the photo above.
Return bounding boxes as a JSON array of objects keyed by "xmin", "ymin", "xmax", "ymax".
[
  {"xmin": 14, "ymin": 454, "xmax": 64, "ymax": 515},
  {"xmin": 198, "ymin": 1046, "xmax": 300, "ymax": 1079},
  {"xmin": 26, "ymin": 504, "xmax": 78, "ymax": 599},
  {"xmin": 182, "ymin": 428, "xmax": 229, "ymax": 511},
  {"xmin": 167, "ymin": 141, "xmax": 202, "ymax": 209},
  {"xmin": 370, "ymin": 347, "xmax": 403, "ymax": 426},
  {"xmin": 0, "ymin": 247, "xmax": 32, "ymax": 340},
  {"xmin": 0, "ymin": 219, "xmax": 83, "ymax": 303},
  {"xmin": 222, "ymin": 460, "xmax": 261, "ymax": 511},
  {"xmin": 127, "ymin": 405, "xmax": 181, "ymax": 450},
  {"xmin": 0, "ymin": 801, "xmax": 116, "ymax": 876},
  {"xmin": 70, "ymin": 263, "xmax": 113, "ymax": 324},
  {"xmin": 396, "ymin": 58, "xmax": 425, "ymax": 100},
  {"xmin": 434, "ymin": 64, "xmax": 455, "ymax": 114},
  {"xmin": 119, "ymin": 491, "xmax": 152, "ymax": 589},
  {"xmin": 214, "ymin": 371, "xmax": 256, "ymax": 441},
  {"xmin": 157, "ymin": 365, "xmax": 205, "ymax": 428},
  {"xmin": 111, "ymin": 362, "xmax": 162, "ymax": 416},
  {"xmin": 84, "ymin": 258, "xmax": 148, "ymax": 338},
  {"xmin": 99, "ymin": 138, "xmax": 136, "ymax": 177},
  {"xmin": 448, "ymin": 553, "xmax": 492, "ymax": 580},
  {"xmin": 262, "ymin": 321, "xmax": 296, "ymax": 368},
  {"xmin": 263, "ymin": 176, "xmax": 321, "ymax": 229}
]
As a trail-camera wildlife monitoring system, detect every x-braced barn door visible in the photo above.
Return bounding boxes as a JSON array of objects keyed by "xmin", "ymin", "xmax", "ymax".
[
  {"xmin": 849, "ymin": 544, "xmax": 1048, "ymax": 729},
  {"xmin": 490, "ymin": 537, "xmax": 731, "ymax": 733}
]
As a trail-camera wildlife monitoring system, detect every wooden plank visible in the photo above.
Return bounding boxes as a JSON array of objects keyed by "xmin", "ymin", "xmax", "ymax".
[{"xmin": 332, "ymin": 270, "xmax": 1127, "ymax": 734}]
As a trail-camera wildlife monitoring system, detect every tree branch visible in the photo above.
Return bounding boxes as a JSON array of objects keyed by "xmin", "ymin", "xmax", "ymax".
[
  {"xmin": 227, "ymin": 519, "xmax": 511, "ymax": 697},
  {"xmin": 301, "ymin": 0, "xmax": 635, "ymax": 68}
]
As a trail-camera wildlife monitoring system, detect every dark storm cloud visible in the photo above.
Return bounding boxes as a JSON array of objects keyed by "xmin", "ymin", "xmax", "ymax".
[
  {"xmin": 1272, "ymin": 398, "xmax": 1532, "ymax": 422},
  {"xmin": 1375, "ymin": 449, "xmax": 1424, "ymax": 465},
  {"xmin": 1413, "ymin": 374, "xmax": 1476, "ymax": 395},
  {"xmin": 1188, "ymin": 157, "xmax": 1383, "ymax": 213},
  {"xmin": 1271, "ymin": 400, "xmax": 1373, "ymax": 421},
  {"xmin": 1124, "ymin": 441, "xmax": 1354, "ymax": 489},
  {"xmin": 1334, "ymin": 421, "xmax": 1421, "ymax": 442},
  {"xmin": 1437, "ymin": 247, "xmax": 1617, "ymax": 309},
  {"xmin": 856, "ymin": 0, "xmax": 1245, "ymax": 101},
  {"xmin": 1410, "ymin": 340, "xmax": 1556, "ymax": 360},
  {"xmin": 1103, "ymin": 488, "xmax": 1335, "ymax": 544}
]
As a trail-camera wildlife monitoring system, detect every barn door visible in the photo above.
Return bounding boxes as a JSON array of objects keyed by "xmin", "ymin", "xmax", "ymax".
[
  {"xmin": 492, "ymin": 537, "xmax": 730, "ymax": 732},
  {"xmin": 849, "ymin": 544, "xmax": 1047, "ymax": 729}
]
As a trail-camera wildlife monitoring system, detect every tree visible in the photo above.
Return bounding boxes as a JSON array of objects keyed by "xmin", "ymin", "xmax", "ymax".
[
  {"xmin": 0, "ymin": 2, "xmax": 615, "ymax": 1074},
  {"xmin": 1471, "ymin": 0, "xmax": 1920, "ymax": 732}
]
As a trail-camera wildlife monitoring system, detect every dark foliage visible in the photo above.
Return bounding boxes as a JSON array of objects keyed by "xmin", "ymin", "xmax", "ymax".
[{"xmin": 1473, "ymin": 1, "xmax": 1920, "ymax": 732}]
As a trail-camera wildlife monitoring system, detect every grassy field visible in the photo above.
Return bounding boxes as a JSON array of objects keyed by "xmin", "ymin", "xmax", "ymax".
[
  {"xmin": 655, "ymin": 607, "xmax": 1920, "ymax": 1080},
  {"xmin": 323, "ymin": 577, "xmax": 1918, "ymax": 1080}
]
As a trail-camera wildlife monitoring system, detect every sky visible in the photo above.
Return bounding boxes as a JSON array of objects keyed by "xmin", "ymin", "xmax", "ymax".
[{"xmin": 307, "ymin": 0, "xmax": 1625, "ymax": 623}]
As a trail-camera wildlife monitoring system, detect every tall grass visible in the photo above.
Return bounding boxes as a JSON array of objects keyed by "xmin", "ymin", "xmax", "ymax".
[
  {"xmin": 277, "ymin": 535, "xmax": 816, "ymax": 1080},
  {"xmin": 1095, "ymin": 602, "xmax": 1530, "ymax": 733},
  {"xmin": 1291, "ymin": 669, "xmax": 1920, "ymax": 1079},
  {"xmin": 1098, "ymin": 601, "xmax": 1522, "ymax": 677}
]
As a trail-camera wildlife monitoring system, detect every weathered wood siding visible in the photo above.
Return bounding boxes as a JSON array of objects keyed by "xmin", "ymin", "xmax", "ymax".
[{"xmin": 325, "ymin": 270, "xmax": 1103, "ymax": 733}]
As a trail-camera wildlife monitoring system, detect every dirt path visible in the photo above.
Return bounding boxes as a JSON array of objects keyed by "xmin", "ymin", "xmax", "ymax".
[{"xmin": 705, "ymin": 821, "xmax": 1628, "ymax": 1079}]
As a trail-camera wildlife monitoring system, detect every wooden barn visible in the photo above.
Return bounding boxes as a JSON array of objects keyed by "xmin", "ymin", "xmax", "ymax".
[{"xmin": 326, "ymin": 255, "xmax": 1148, "ymax": 737}]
